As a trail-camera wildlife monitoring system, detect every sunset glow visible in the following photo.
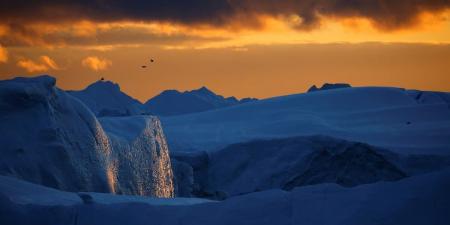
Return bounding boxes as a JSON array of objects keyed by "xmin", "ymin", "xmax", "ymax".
[
  {"xmin": 1, "ymin": 1, "xmax": 449, "ymax": 100},
  {"xmin": 1, "ymin": 2, "xmax": 450, "ymax": 222}
]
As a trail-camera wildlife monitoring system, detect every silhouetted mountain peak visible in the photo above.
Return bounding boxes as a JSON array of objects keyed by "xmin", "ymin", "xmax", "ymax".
[
  {"xmin": 225, "ymin": 96, "xmax": 238, "ymax": 102},
  {"xmin": 87, "ymin": 80, "xmax": 121, "ymax": 92},
  {"xmin": 198, "ymin": 86, "xmax": 210, "ymax": 92},
  {"xmin": 68, "ymin": 79, "xmax": 145, "ymax": 117},
  {"xmin": 308, "ymin": 83, "xmax": 352, "ymax": 92},
  {"xmin": 160, "ymin": 89, "xmax": 182, "ymax": 96},
  {"xmin": 190, "ymin": 86, "xmax": 215, "ymax": 96},
  {"xmin": 145, "ymin": 87, "xmax": 257, "ymax": 116}
]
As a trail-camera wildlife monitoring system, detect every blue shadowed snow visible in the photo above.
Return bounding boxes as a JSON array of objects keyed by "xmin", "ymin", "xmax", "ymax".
[
  {"xmin": 0, "ymin": 76, "xmax": 175, "ymax": 197},
  {"xmin": 1, "ymin": 169, "xmax": 449, "ymax": 225},
  {"xmin": 161, "ymin": 86, "xmax": 450, "ymax": 154}
]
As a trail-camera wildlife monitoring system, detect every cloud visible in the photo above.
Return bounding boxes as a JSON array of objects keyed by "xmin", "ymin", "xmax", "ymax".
[
  {"xmin": 16, "ymin": 55, "xmax": 59, "ymax": 72},
  {"xmin": 82, "ymin": 56, "xmax": 112, "ymax": 71},
  {"xmin": 0, "ymin": 22, "xmax": 226, "ymax": 47},
  {"xmin": 39, "ymin": 55, "xmax": 59, "ymax": 70},
  {"xmin": 0, "ymin": 1, "xmax": 448, "ymax": 49},
  {"xmin": 0, "ymin": 45, "xmax": 7, "ymax": 63},
  {"xmin": 0, "ymin": 1, "xmax": 449, "ymax": 31}
]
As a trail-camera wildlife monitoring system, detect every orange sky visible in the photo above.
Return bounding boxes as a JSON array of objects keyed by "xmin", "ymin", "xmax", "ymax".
[{"xmin": 1, "ymin": 6, "xmax": 450, "ymax": 101}]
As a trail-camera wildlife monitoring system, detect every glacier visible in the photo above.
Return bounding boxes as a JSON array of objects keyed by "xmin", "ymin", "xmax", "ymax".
[
  {"xmin": 1, "ymin": 75, "xmax": 450, "ymax": 224},
  {"xmin": 161, "ymin": 86, "xmax": 450, "ymax": 154}
]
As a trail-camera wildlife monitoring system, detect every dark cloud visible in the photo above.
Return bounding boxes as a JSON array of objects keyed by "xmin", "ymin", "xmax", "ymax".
[
  {"xmin": 0, "ymin": 22, "xmax": 227, "ymax": 47},
  {"xmin": 0, "ymin": 0, "xmax": 234, "ymax": 25},
  {"xmin": 0, "ymin": 0, "xmax": 449, "ymax": 30}
]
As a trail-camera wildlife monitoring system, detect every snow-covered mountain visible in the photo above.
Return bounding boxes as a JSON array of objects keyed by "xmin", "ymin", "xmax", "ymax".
[
  {"xmin": 161, "ymin": 86, "xmax": 450, "ymax": 154},
  {"xmin": 145, "ymin": 86, "xmax": 257, "ymax": 116},
  {"xmin": 0, "ymin": 76, "xmax": 173, "ymax": 197},
  {"xmin": 68, "ymin": 80, "xmax": 146, "ymax": 117},
  {"xmin": 1, "ymin": 169, "xmax": 449, "ymax": 225},
  {"xmin": 69, "ymin": 82, "xmax": 257, "ymax": 117}
]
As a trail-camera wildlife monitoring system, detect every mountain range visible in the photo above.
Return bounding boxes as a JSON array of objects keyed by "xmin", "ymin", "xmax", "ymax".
[
  {"xmin": 144, "ymin": 87, "xmax": 257, "ymax": 116},
  {"xmin": 69, "ymin": 80, "xmax": 257, "ymax": 117},
  {"xmin": 307, "ymin": 83, "xmax": 352, "ymax": 92}
]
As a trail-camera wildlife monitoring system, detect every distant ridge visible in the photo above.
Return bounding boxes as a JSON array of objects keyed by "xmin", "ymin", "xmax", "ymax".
[
  {"xmin": 69, "ymin": 80, "xmax": 257, "ymax": 117},
  {"xmin": 308, "ymin": 83, "xmax": 352, "ymax": 92},
  {"xmin": 145, "ymin": 86, "xmax": 257, "ymax": 116}
]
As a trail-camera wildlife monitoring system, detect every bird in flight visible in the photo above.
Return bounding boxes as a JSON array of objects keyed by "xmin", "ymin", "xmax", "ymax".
[{"xmin": 141, "ymin": 58, "xmax": 155, "ymax": 68}]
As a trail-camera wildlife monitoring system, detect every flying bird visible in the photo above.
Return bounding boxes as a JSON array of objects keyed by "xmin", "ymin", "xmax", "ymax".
[{"xmin": 140, "ymin": 58, "xmax": 154, "ymax": 69}]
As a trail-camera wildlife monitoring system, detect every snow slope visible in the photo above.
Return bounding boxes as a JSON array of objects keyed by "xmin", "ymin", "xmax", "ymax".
[
  {"xmin": 206, "ymin": 136, "xmax": 408, "ymax": 197},
  {"xmin": 145, "ymin": 86, "xmax": 257, "ymax": 116},
  {"xmin": 171, "ymin": 135, "xmax": 450, "ymax": 198},
  {"xmin": 0, "ymin": 76, "xmax": 173, "ymax": 197},
  {"xmin": 68, "ymin": 80, "xmax": 145, "ymax": 117},
  {"xmin": 1, "ymin": 169, "xmax": 449, "ymax": 225},
  {"xmin": 0, "ymin": 175, "xmax": 211, "ymax": 206},
  {"xmin": 161, "ymin": 87, "xmax": 450, "ymax": 154}
]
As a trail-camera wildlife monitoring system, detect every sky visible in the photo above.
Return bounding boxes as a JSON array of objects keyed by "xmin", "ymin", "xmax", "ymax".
[{"xmin": 0, "ymin": 0, "xmax": 449, "ymax": 102}]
